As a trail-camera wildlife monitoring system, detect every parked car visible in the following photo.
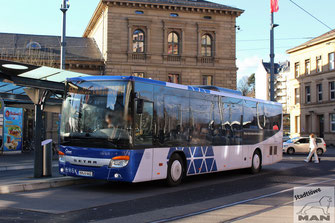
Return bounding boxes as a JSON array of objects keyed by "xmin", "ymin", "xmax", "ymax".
[
  {"xmin": 282, "ymin": 133, "xmax": 291, "ymax": 142},
  {"xmin": 283, "ymin": 137, "xmax": 327, "ymax": 155}
]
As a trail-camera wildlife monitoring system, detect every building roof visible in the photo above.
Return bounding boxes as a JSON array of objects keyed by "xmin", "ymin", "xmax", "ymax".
[
  {"xmin": 0, "ymin": 33, "xmax": 103, "ymax": 62},
  {"xmin": 84, "ymin": 0, "xmax": 243, "ymax": 37},
  {"xmin": 287, "ymin": 29, "xmax": 335, "ymax": 53},
  {"xmin": 262, "ymin": 61, "xmax": 290, "ymax": 75},
  {"xmin": 262, "ymin": 62, "xmax": 281, "ymax": 75},
  {"xmin": 114, "ymin": 0, "xmax": 243, "ymax": 11}
]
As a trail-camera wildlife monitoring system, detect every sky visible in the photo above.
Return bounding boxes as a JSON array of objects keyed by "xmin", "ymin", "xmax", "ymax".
[{"xmin": 0, "ymin": 0, "xmax": 334, "ymax": 81}]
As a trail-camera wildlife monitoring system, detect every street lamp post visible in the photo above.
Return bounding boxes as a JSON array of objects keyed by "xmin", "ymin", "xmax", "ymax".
[
  {"xmin": 60, "ymin": 0, "xmax": 70, "ymax": 70},
  {"xmin": 270, "ymin": 12, "xmax": 278, "ymax": 101}
]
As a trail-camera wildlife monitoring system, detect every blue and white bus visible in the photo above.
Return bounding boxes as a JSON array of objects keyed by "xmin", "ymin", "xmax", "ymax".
[{"xmin": 59, "ymin": 76, "xmax": 282, "ymax": 186}]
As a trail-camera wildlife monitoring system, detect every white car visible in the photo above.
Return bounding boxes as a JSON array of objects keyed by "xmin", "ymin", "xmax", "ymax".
[{"xmin": 283, "ymin": 137, "xmax": 327, "ymax": 155}]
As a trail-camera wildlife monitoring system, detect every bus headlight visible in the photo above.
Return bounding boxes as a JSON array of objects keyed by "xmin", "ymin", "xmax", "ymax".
[
  {"xmin": 109, "ymin": 156, "xmax": 130, "ymax": 168},
  {"xmin": 59, "ymin": 151, "xmax": 66, "ymax": 163},
  {"xmin": 59, "ymin": 155, "xmax": 66, "ymax": 163}
]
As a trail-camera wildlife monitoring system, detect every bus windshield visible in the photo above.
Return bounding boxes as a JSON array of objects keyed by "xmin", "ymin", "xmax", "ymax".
[{"xmin": 60, "ymin": 80, "xmax": 132, "ymax": 149}]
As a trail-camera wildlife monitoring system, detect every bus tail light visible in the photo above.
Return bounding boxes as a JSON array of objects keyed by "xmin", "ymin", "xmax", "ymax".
[{"xmin": 109, "ymin": 156, "xmax": 130, "ymax": 168}]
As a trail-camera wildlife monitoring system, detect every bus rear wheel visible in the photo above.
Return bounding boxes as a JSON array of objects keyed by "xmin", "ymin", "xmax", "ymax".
[
  {"xmin": 167, "ymin": 153, "xmax": 185, "ymax": 186},
  {"xmin": 250, "ymin": 150, "xmax": 262, "ymax": 174}
]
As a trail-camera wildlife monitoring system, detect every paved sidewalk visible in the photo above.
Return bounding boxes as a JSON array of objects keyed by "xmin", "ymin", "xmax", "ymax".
[
  {"xmin": 0, "ymin": 151, "xmax": 59, "ymax": 171},
  {"xmin": 0, "ymin": 151, "xmax": 93, "ymax": 194}
]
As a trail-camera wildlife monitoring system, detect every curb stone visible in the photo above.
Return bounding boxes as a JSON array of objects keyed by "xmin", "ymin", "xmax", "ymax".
[
  {"xmin": 0, "ymin": 177, "xmax": 92, "ymax": 194},
  {"xmin": 0, "ymin": 163, "xmax": 58, "ymax": 172}
]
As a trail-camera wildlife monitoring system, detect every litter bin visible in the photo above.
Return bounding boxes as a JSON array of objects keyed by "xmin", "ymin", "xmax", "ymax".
[{"xmin": 42, "ymin": 139, "xmax": 53, "ymax": 177}]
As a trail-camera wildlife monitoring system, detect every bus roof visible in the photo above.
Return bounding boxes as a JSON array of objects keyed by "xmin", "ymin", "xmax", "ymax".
[{"xmin": 67, "ymin": 76, "xmax": 281, "ymax": 106}]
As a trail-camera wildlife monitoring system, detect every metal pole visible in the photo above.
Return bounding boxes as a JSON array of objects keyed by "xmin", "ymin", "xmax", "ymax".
[
  {"xmin": 60, "ymin": 0, "xmax": 68, "ymax": 70},
  {"xmin": 34, "ymin": 103, "xmax": 43, "ymax": 178},
  {"xmin": 43, "ymin": 140, "xmax": 53, "ymax": 177},
  {"xmin": 270, "ymin": 12, "xmax": 275, "ymax": 102}
]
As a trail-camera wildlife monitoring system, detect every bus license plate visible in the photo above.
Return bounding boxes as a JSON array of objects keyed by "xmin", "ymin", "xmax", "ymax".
[{"xmin": 78, "ymin": 171, "xmax": 93, "ymax": 177}]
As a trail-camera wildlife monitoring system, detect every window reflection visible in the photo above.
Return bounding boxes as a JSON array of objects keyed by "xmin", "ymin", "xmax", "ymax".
[
  {"xmin": 133, "ymin": 29, "xmax": 145, "ymax": 53},
  {"xmin": 168, "ymin": 32, "xmax": 179, "ymax": 55}
]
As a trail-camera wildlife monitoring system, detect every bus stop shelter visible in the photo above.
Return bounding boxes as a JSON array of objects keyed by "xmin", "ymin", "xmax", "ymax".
[{"xmin": 0, "ymin": 59, "xmax": 89, "ymax": 177}]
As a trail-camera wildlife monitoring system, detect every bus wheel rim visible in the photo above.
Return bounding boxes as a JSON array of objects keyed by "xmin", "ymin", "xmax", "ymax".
[
  {"xmin": 253, "ymin": 154, "xmax": 260, "ymax": 169},
  {"xmin": 171, "ymin": 160, "xmax": 182, "ymax": 182}
]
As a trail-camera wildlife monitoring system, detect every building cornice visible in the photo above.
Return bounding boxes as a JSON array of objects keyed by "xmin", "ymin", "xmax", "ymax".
[
  {"xmin": 287, "ymin": 35, "xmax": 335, "ymax": 54},
  {"xmin": 83, "ymin": 0, "xmax": 243, "ymax": 37}
]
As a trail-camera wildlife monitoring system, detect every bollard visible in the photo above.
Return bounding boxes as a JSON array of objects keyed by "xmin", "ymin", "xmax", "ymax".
[{"xmin": 42, "ymin": 139, "xmax": 53, "ymax": 177}]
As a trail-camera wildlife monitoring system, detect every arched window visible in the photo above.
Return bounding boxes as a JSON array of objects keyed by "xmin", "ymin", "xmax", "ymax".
[
  {"xmin": 168, "ymin": 32, "xmax": 179, "ymax": 55},
  {"xmin": 26, "ymin": 41, "xmax": 42, "ymax": 50},
  {"xmin": 133, "ymin": 29, "xmax": 145, "ymax": 53},
  {"xmin": 201, "ymin": 34, "xmax": 213, "ymax": 57}
]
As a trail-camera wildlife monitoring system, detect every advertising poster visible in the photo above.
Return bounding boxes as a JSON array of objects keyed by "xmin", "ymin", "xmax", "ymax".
[
  {"xmin": 3, "ymin": 107, "xmax": 23, "ymax": 152},
  {"xmin": 0, "ymin": 97, "xmax": 4, "ymax": 151}
]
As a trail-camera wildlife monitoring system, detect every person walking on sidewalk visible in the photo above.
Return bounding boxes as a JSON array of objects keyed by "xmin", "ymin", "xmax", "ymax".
[{"xmin": 304, "ymin": 133, "xmax": 319, "ymax": 163}]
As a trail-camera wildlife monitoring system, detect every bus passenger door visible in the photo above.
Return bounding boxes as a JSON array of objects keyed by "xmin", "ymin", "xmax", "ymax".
[
  {"xmin": 133, "ymin": 100, "xmax": 154, "ymax": 182},
  {"xmin": 135, "ymin": 99, "xmax": 154, "ymax": 146}
]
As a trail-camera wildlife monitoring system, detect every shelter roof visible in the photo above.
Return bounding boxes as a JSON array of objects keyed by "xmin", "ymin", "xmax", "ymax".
[{"xmin": 0, "ymin": 59, "xmax": 90, "ymax": 103}]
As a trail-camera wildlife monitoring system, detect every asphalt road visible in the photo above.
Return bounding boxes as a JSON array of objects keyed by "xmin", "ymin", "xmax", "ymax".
[{"xmin": 0, "ymin": 149, "xmax": 334, "ymax": 223}]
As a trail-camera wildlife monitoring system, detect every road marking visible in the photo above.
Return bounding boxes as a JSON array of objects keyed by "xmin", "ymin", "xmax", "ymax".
[{"xmin": 151, "ymin": 177, "xmax": 335, "ymax": 223}]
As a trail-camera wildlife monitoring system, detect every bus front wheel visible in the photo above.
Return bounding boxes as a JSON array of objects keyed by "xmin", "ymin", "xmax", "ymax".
[
  {"xmin": 250, "ymin": 150, "xmax": 262, "ymax": 174},
  {"xmin": 167, "ymin": 153, "xmax": 185, "ymax": 186}
]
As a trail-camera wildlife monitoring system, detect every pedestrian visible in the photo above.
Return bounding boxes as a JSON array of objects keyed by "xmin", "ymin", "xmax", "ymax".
[{"xmin": 304, "ymin": 133, "xmax": 319, "ymax": 163}]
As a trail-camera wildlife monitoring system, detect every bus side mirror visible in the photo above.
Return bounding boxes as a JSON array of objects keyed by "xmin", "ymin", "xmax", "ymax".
[{"xmin": 137, "ymin": 99, "xmax": 144, "ymax": 114}]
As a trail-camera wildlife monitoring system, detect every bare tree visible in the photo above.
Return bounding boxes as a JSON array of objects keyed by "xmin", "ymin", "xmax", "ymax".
[{"xmin": 237, "ymin": 73, "xmax": 255, "ymax": 97}]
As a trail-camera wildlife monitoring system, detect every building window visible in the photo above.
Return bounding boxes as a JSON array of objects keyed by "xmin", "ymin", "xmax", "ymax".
[
  {"xmin": 331, "ymin": 114, "xmax": 335, "ymax": 132},
  {"xmin": 295, "ymin": 116, "xmax": 300, "ymax": 133},
  {"xmin": 294, "ymin": 88, "xmax": 299, "ymax": 104},
  {"xmin": 26, "ymin": 41, "xmax": 42, "ymax": 50},
  {"xmin": 202, "ymin": 75, "xmax": 213, "ymax": 85},
  {"xmin": 132, "ymin": 72, "xmax": 145, "ymax": 78},
  {"xmin": 294, "ymin": 62, "xmax": 300, "ymax": 78},
  {"xmin": 306, "ymin": 115, "xmax": 311, "ymax": 133},
  {"xmin": 329, "ymin": 52, "xmax": 335, "ymax": 70},
  {"xmin": 317, "ymin": 83, "xmax": 322, "ymax": 102},
  {"xmin": 204, "ymin": 16, "xmax": 212, "ymax": 20},
  {"xmin": 201, "ymin": 34, "xmax": 213, "ymax": 57},
  {"xmin": 170, "ymin": 13, "xmax": 179, "ymax": 17},
  {"xmin": 305, "ymin": 86, "xmax": 311, "ymax": 103},
  {"xmin": 135, "ymin": 10, "xmax": 144, "ymax": 14},
  {"xmin": 317, "ymin": 56, "xmax": 322, "ymax": 73},
  {"xmin": 330, "ymin": 81, "xmax": 335, "ymax": 100},
  {"xmin": 168, "ymin": 32, "xmax": 179, "ymax": 55},
  {"xmin": 305, "ymin": 59, "xmax": 310, "ymax": 75},
  {"xmin": 168, "ymin": 74, "xmax": 180, "ymax": 84},
  {"xmin": 133, "ymin": 29, "xmax": 145, "ymax": 53}
]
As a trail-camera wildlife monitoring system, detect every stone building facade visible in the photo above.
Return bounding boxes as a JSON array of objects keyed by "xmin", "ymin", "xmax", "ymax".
[
  {"xmin": 287, "ymin": 30, "xmax": 335, "ymax": 145},
  {"xmin": 84, "ymin": 0, "xmax": 243, "ymax": 89}
]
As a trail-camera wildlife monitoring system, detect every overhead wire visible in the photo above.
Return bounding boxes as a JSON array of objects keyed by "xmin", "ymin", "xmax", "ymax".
[{"xmin": 288, "ymin": 0, "xmax": 333, "ymax": 31}]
